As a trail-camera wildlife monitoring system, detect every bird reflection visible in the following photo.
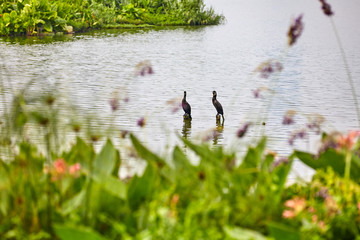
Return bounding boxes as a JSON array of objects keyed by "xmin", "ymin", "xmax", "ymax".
[
  {"xmin": 182, "ymin": 118, "xmax": 192, "ymax": 139},
  {"xmin": 213, "ymin": 118, "xmax": 224, "ymax": 145}
]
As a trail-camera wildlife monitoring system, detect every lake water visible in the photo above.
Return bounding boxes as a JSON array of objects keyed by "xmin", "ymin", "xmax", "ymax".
[{"xmin": 1, "ymin": 0, "xmax": 359, "ymax": 179}]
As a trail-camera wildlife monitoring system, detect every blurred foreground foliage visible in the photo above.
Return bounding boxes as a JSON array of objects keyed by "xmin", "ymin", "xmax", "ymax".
[
  {"xmin": 1, "ymin": 92, "xmax": 360, "ymax": 240},
  {"xmin": 0, "ymin": 0, "xmax": 224, "ymax": 36}
]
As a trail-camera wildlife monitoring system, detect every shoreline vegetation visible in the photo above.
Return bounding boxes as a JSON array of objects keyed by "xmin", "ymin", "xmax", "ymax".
[{"xmin": 0, "ymin": 0, "xmax": 225, "ymax": 36}]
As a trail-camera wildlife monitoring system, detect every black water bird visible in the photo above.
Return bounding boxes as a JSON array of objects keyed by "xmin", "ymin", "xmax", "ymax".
[
  {"xmin": 212, "ymin": 91, "xmax": 224, "ymax": 121},
  {"xmin": 182, "ymin": 91, "xmax": 192, "ymax": 119}
]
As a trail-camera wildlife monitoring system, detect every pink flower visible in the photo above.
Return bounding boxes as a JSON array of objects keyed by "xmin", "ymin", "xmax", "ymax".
[
  {"xmin": 53, "ymin": 158, "xmax": 67, "ymax": 174},
  {"xmin": 284, "ymin": 197, "xmax": 306, "ymax": 212},
  {"xmin": 312, "ymin": 214, "xmax": 318, "ymax": 223},
  {"xmin": 337, "ymin": 130, "xmax": 360, "ymax": 150},
  {"xmin": 69, "ymin": 163, "xmax": 81, "ymax": 175},
  {"xmin": 283, "ymin": 197, "xmax": 306, "ymax": 219},
  {"xmin": 282, "ymin": 210, "xmax": 295, "ymax": 219}
]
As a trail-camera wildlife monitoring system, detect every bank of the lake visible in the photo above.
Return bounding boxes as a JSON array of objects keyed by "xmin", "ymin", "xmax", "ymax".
[{"xmin": 0, "ymin": 0, "xmax": 224, "ymax": 36}]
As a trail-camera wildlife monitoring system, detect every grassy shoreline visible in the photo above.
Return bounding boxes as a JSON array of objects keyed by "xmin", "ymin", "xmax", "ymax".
[{"xmin": 0, "ymin": 0, "xmax": 224, "ymax": 36}]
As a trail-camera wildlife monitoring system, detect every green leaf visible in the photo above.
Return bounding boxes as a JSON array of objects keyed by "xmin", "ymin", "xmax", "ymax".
[
  {"xmin": 293, "ymin": 151, "xmax": 318, "ymax": 169},
  {"xmin": 3, "ymin": 13, "xmax": 11, "ymax": 23},
  {"xmin": 64, "ymin": 137, "xmax": 95, "ymax": 170},
  {"xmin": 92, "ymin": 173, "xmax": 127, "ymax": 200},
  {"xmin": 93, "ymin": 139, "xmax": 119, "ymax": 175},
  {"xmin": 54, "ymin": 225, "xmax": 109, "ymax": 240},
  {"xmin": 61, "ymin": 190, "xmax": 86, "ymax": 215},
  {"xmin": 127, "ymin": 162, "xmax": 156, "ymax": 210},
  {"xmin": 224, "ymin": 225, "xmax": 268, "ymax": 240},
  {"xmin": 10, "ymin": 11, "xmax": 18, "ymax": 19},
  {"xmin": 267, "ymin": 222, "xmax": 300, "ymax": 240},
  {"xmin": 172, "ymin": 146, "xmax": 192, "ymax": 170},
  {"xmin": 240, "ymin": 137, "xmax": 266, "ymax": 169},
  {"xmin": 43, "ymin": 21, "xmax": 53, "ymax": 32},
  {"xmin": 130, "ymin": 134, "xmax": 165, "ymax": 165},
  {"xmin": 35, "ymin": 19, "xmax": 45, "ymax": 24},
  {"xmin": 295, "ymin": 149, "xmax": 360, "ymax": 181},
  {"xmin": 272, "ymin": 156, "xmax": 293, "ymax": 196},
  {"xmin": 181, "ymin": 137, "xmax": 214, "ymax": 162}
]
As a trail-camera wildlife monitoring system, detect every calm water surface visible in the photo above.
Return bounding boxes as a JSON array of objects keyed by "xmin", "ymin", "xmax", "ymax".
[{"xmin": 1, "ymin": 0, "xmax": 360, "ymax": 178}]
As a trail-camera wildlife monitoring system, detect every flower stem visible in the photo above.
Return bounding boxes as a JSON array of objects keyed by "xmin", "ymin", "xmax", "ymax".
[
  {"xmin": 344, "ymin": 150, "xmax": 351, "ymax": 190},
  {"xmin": 330, "ymin": 18, "xmax": 360, "ymax": 128},
  {"xmin": 44, "ymin": 129, "xmax": 52, "ymax": 231}
]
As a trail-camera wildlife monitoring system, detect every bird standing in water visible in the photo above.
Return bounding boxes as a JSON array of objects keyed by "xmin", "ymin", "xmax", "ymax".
[
  {"xmin": 212, "ymin": 90, "xmax": 224, "ymax": 121},
  {"xmin": 182, "ymin": 91, "xmax": 192, "ymax": 119}
]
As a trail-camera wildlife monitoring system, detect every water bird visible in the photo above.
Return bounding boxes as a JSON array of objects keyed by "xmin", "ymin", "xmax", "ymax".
[
  {"xmin": 182, "ymin": 91, "xmax": 192, "ymax": 119},
  {"xmin": 212, "ymin": 91, "xmax": 224, "ymax": 121}
]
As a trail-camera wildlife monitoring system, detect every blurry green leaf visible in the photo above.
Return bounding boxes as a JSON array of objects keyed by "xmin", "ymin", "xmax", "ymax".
[
  {"xmin": 224, "ymin": 225, "xmax": 268, "ymax": 240},
  {"xmin": 240, "ymin": 137, "xmax": 266, "ymax": 169},
  {"xmin": 130, "ymin": 134, "xmax": 165, "ymax": 166},
  {"xmin": 172, "ymin": 146, "xmax": 194, "ymax": 173},
  {"xmin": 261, "ymin": 152, "xmax": 275, "ymax": 171},
  {"xmin": 43, "ymin": 21, "xmax": 53, "ymax": 32},
  {"xmin": 127, "ymin": 162, "xmax": 156, "ymax": 210},
  {"xmin": 54, "ymin": 225, "xmax": 108, "ymax": 240},
  {"xmin": 93, "ymin": 139, "xmax": 119, "ymax": 175},
  {"xmin": 64, "ymin": 137, "xmax": 95, "ymax": 170},
  {"xmin": 271, "ymin": 156, "xmax": 293, "ymax": 197},
  {"xmin": 295, "ymin": 149, "xmax": 360, "ymax": 181},
  {"xmin": 62, "ymin": 190, "xmax": 86, "ymax": 215},
  {"xmin": 10, "ymin": 10, "xmax": 18, "ymax": 19},
  {"xmin": 3, "ymin": 13, "xmax": 10, "ymax": 23},
  {"xmin": 181, "ymin": 137, "xmax": 213, "ymax": 161},
  {"xmin": 267, "ymin": 222, "xmax": 300, "ymax": 240},
  {"xmin": 92, "ymin": 173, "xmax": 127, "ymax": 200},
  {"xmin": 294, "ymin": 151, "xmax": 318, "ymax": 169}
]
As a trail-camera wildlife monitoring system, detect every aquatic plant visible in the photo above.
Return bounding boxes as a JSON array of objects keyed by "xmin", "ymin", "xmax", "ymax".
[
  {"xmin": 0, "ymin": 0, "xmax": 225, "ymax": 36},
  {"xmin": 317, "ymin": 0, "xmax": 360, "ymax": 128}
]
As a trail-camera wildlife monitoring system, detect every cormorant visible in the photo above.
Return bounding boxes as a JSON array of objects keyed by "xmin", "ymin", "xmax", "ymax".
[
  {"xmin": 182, "ymin": 91, "xmax": 192, "ymax": 119},
  {"xmin": 212, "ymin": 90, "xmax": 224, "ymax": 121}
]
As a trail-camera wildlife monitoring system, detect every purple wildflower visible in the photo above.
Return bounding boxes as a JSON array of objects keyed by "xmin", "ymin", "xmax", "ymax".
[
  {"xmin": 255, "ymin": 60, "xmax": 283, "ymax": 79},
  {"xmin": 135, "ymin": 61, "xmax": 154, "ymax": 77},
  {"xmin": 237, "ymin": 122, "xmax": 251, "ymax": 138},
  {"xmin": 282, "ymin": 110, "xmax": 296, "ymax": 125},
  {"xmin": 306, "ymin": 115, "xmax": 325, "ymax": 134},
  {"xmin": 202, "ymin": 129, "xmax": 220, "ymax": 142},
  {"xmin": 253, "ymin": 88, "xmax": 261, "ymax": 98},
  {"xmin": 318, "ymin": 133, "xmax": 339, "ymax": 154},
  {"xmin": 137, "ymin": 117, "xmax": 146, "ymax": 127},
  {"xmin": 288, "ymin": 14, "xmax": 304, "ymax": 46},
  {"xmin": 166, "ymin": 97, "xmax": 182, "ymax": 114},
  {"xmin": 315, "ymin": 187, "xmax": 329, "ymax": 199},
  {"xmin": 282, "ymin": 116, "xmax": 294, "ymax": 125},
  {"xmin": 272, "ymin": 156, "xmax": 290, "ymax": 168},
  {"xmin": 288, "ymin": 129, "xmax": 307, "ymax": 145},
  {"xmin": 120, "ymin": 130, "xmax": 129, "ymax": 138},
  {"xmin": 319, "ymin": 0, "xmax": 334, "ymax": 16},
  {"xmin": 109, "ymin": 97, "xmax": 119, "ymax": 112}
]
